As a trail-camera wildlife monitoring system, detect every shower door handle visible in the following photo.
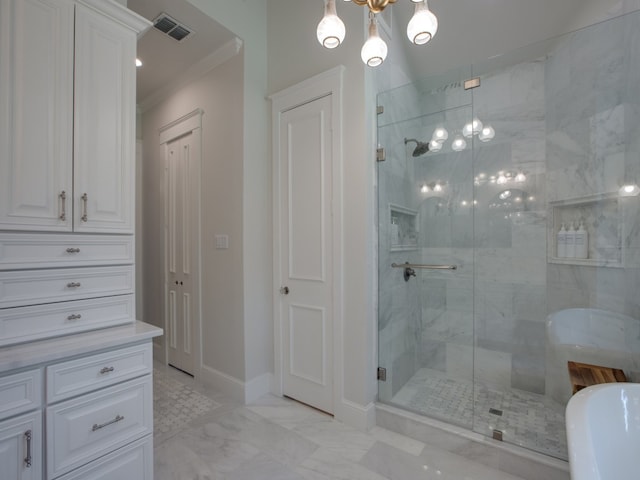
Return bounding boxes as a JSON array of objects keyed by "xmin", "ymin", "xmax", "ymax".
[{"xmin": 392, "ymin": 262, "xmax": 458, "ymax": 282}]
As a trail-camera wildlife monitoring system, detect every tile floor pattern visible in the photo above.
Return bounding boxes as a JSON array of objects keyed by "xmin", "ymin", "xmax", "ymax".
[
  {"xmin": 391, "ymin": 368, "xmax": 567, "ymax": 460},
  {"xmin": 153, "ymin": 368, "xmax": 220, "ymax": 438},
  {"xmin": 153, "ymin": 363, "xmax": 527, "ymax": 480}
]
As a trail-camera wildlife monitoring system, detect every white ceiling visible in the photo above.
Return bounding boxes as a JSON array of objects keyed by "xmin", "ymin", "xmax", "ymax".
[
  {"xmin": 128, "ymin": 0, "xmax": 236, "ymax": 104},
  {"xmin": 129, "ymin": 0, "xmax": 627, "ymax": 104}
]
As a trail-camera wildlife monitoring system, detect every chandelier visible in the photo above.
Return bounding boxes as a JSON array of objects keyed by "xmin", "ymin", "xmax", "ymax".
[{"xmin": 317, "ymin": 0, "xmax": 438, "ymax": 67}]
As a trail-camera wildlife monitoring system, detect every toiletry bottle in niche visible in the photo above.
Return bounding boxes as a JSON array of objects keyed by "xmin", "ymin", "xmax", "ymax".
[
  {"xmin": 565, "ymin": 222, "xmax": 576, "ymax": 258},
  {"xmin": 391, "ymin": 216, "xmax": 399, "ymax": 246},
  {"xmin": 575, "ymin": 221, "xmax": 588, "ymax": 259},
  {"xmin": 557, "ymin": 223, "xmax": 567, "ymax": 258}
]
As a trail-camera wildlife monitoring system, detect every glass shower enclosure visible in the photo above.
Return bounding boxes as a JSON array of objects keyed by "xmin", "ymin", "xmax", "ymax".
[{"xmin": 377, "ymin": 11, "xmax": 640, "ymax": 460}]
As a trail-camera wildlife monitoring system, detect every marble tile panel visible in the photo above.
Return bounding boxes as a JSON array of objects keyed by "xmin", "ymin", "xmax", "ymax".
[
  {"xmin": 368, "ymin": 426, "xmax": 426, "ymax": 456},
  {"xmin": 154, "ymin": 425, "xmax": 262, "ymax": 479},
  {"xmin": 246, "ymin": 395, "xmax": 332, "ymax": 431},
  {"xmin": 295, "ymin": 447, "xmax": 389, "ymax": 480},
  {"xmin": 361, "ymin": 440, "xmax": 524, "ymax": 480},
  {"xmin": 291, "ymin": 418, "xmax": 377, "ymax": 463},
  {"xmin": 225, "ymin": 453, "xmax": 306, "ymax": 480},
  {"xmin": 209, "ymin": 408, "xmax": 320, "ymax": 467}
]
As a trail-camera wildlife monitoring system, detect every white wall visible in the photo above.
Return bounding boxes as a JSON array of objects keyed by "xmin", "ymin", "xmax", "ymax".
[
  {"xmin": 185, "ymin": 0, "xmax": 272, "ymax": 394},
  {"xmin": 142, "ymin": 52, "xmax": 246, "ymax": 383},
  {"xmin": 141, "ymin": 0, "xmax": 639, "ymax": 419},
  {"xmin": 268, "ymin": 1, "xmax": 378, "ymax": 417}
]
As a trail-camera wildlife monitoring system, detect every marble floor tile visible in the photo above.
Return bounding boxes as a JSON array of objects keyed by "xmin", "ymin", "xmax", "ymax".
[{"xmin": 153, "ymin": 364, "xmax": 527, "ymax": 480}]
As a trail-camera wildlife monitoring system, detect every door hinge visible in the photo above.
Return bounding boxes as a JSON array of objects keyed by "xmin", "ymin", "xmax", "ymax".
[
  {"xmin": 377, "ymin": 105, "xmax": 384, "ymax": 115},
  {"xmin": 464, "ymin": 77, "xmax": 481, "ymax": 90},
  {"xmin": 376, "ymin": 148, "xmax": 386, "ymax": 162},
  {"xmin": 377, "ymin": 367, "xmax": 387, "ymax": 381}
]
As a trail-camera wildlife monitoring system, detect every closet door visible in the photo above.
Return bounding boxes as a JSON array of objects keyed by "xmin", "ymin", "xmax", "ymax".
[
  {"xmin": 73, "ymin": 3, "xmax": 137, "ymax": 234},
  {"xmin": 0, "ymin": 0, "xmax": 74, "ymax": 231}
]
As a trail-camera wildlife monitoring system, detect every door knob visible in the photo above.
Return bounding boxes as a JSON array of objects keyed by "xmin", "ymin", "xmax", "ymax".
[{"xmin": 280, "ymin": 286, "xmax": 290, "ymax": 295}]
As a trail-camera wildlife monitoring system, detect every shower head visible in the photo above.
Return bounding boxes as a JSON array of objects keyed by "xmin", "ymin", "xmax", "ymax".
[{"xmin": 404, "ymin": 138, "xmax": 430, "ymax": 157}]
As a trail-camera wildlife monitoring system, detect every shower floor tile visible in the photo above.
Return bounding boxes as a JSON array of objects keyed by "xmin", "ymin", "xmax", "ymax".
[{"xmin": 390, "ymin": 368, "xmax": 568, "ymax": 460}]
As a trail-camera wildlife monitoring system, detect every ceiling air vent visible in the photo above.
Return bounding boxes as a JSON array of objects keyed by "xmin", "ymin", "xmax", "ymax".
[{"xmin": 152, "ymin": 13, "xmax": 193, "ymax": 42}]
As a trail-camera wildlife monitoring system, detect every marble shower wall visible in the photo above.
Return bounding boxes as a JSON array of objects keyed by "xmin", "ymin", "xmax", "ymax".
[
  {"xmin": 545, "ymin": 11, "xmax": 640, "ymax": 381},
  {"xmin": 378, "ymin": 10, "xmax": 640, "ymax": 404}
]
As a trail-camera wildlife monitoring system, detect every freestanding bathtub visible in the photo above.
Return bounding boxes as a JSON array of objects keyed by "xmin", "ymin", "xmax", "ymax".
[
  {"xmin": 546, "ymin": 308, "xmax": 640, "ymax": 404},
  {"xmin": 566, "ymin": 383, "xmax": 640, "ymax": 480}
]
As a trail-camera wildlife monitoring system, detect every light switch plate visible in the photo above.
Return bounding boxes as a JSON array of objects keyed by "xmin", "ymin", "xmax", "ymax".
[{"xmin": 215, "ymin": 234, "xmax": 229, "ymax": 249}]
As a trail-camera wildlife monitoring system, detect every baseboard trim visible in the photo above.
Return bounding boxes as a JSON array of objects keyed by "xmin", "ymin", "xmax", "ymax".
[
  {"xmin": 199, "ymin": 365, "xmax": 245, "ymax": 402},
  {"xmin": 335, "ymin": 398, "xmax": 376, "ymax": 431},
  {"xmin": 199, "ymin": 365, "xmax": 272, "ymax": 404},
  {"xmin": 245, "ymin": 372, "xmax": 273, "ymax": 404}
]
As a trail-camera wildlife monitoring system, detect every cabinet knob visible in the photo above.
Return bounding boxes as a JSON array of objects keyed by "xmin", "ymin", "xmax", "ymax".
[
  {"xmin": 67, "ymin": 314, "xmax": 82, "ymax": 321},
  {"xmin": 66, "ymin": 282, "xmax": 81, "ymax": 288},
  {"xmin": 66, "ymin": 247, "xmax": 81, "ymax": 253},
  {"xmin": 99, "ymin": 366, "xmax": 115, "ymax": 375}
]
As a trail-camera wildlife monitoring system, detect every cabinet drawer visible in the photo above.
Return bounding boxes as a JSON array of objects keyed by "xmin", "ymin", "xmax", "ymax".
[
  {"xmin": 0, "ymin": 266, "xmax": 134, "ymax": 309},
  {"xmin": 0, "ymin": 368, "xmax": 42, "ymax": 420},
  {"xmin": 0, "ymin": 233, "xmax": 133, "ymax": 270},
  {"xmin": 46, "ymin": 375, "xmax": 152, "ymax": 479},
  {"xmin": 0, "ymin": 295, "xmax": 134, "ymax": 347},
  {"xmin": 56, "ymin": 435, "xmax": 152, "ymax": 480},
  {"xmin": 47, "ymin": 343, "xmax": 152, "ymax": 403}
]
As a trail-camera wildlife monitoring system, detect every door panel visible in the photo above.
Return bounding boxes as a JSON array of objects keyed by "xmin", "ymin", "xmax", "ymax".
[
  {"xmin": 74, "ymin": 4, "xmax": 135, "ymax": 233},
  {"xmin": 166, "ymin": 134, "xmax": 195, "ymax": 375},
  {"xmin": 280, "ymin": 95, "xmax": 333, "ymax": 414},
  {"xmin": 0, "ymin": 0, "xmax": 74, "ymax": 231}
]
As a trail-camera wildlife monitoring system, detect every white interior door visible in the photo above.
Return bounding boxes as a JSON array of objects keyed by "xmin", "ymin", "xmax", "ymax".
[
  {"xmin": 279, "ymin": 94, "xmax": 334, "ymax": 414},
  {"xmin": 166, "ymin": 132, "xmax": 197, "ymax": 375}
]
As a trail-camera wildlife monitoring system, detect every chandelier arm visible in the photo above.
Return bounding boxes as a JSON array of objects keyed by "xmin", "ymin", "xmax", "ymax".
[{"xmin": 350, "ymin": 0, "xmax": 397, "ymax": 14}]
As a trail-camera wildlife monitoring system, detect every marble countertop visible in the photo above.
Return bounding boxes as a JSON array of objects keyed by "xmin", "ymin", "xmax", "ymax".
[{"xmin": 0, "ymin": 321, "xmax": 163, "ymax": 373}]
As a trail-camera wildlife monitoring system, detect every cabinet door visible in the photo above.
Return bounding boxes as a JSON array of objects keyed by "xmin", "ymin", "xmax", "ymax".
[
  {"xmin": 0, "ymin": 411, "xmax": 42, "ymax": 480},
  {"xmin": 73, "ymin": 4, "xmax": 137, "ymax": 234},
  {"xmin": 0, "ymin": 0, "xmax": 74, "ymax": 232}
]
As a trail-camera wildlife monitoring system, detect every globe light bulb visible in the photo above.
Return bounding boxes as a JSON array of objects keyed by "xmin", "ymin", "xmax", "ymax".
[
  {"xmin": 479, "ymin": 125, "xmax": 495, "ymax": 142},
  {"xmin": 317, "ymin": 0, "xmax": 345, "ymax": 49},
  {"xmin": 406, "ymin": 1, "xmax": 438, "ymax": 45},
  {"xmin": 361, "ymin": 15, "xmax": 387, "ymax": 67},
  {"xmin": 451, "ymin": 135, "xmax": 466, "ymax": 152}
]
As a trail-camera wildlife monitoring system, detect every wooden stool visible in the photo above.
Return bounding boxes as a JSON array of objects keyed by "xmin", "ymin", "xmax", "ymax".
[{"xmin": 568, "ymin": 361, "xmax": 627, "ymax": 395}]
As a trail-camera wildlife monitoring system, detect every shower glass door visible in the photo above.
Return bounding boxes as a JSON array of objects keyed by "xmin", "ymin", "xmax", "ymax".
[
  {"xmin": 378, "ymin": 10, "xmax": 640, "ymax": 461},
  {"xmin": 376, "ymin": 68, "xmax": 476, "ymax": 430}
]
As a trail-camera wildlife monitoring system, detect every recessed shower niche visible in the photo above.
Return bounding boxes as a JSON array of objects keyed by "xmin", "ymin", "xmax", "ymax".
[
  {"xmin": 548, "ymin": 193, "xmax": 622, "ymax": 267},
  {"xmin": 389, "ymin": 203, "xmax": 418, "ymax": 251}
]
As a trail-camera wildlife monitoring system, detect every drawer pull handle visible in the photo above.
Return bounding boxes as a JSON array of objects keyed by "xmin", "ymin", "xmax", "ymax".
[
  {"xmin": 66, "ymin": 282, "xmax": 82, "ymax": 288},
  {"xmin": 66, "ymin": 247, "xmax": 81, "ymax": 253},
  {"xmin": 67, "ymin": 314, "xmax": 82, "ymax": 321},
  {"xmin": 92, "ymin": 414, "xmax": 124, "ymax": 432},
  {"xmin": 59, "ymin": 191, "xmax": 67, "ymax": 221},
  {"xmin": 24, "ymin": 429, "xmax": 32, "ymax": 468},
  {"xmin": 99, "ymin": 366, "xmax": 115, "ymax": 374},
  {"xmin": 81, "ymin": 193, "xmax": 88, "ymax": 222}
]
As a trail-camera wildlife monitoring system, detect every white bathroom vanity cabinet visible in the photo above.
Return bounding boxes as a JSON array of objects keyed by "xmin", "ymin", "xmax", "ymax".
[{"xmin": 0, "ymin": 1, "xmax": 161, "ymax": 479}]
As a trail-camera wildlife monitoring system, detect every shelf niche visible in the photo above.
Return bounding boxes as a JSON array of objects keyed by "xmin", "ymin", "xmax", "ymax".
[
  {"xmin": 389, "ymin": 204, "xmax": 418, "ymax": 252},
  {"xmin": 548, "ymin": 192, "xmax": 622, "ymax": 267}
]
